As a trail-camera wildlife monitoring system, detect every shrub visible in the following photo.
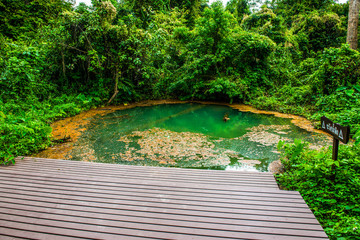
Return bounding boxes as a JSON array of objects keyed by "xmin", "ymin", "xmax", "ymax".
[
  {"xmin": 298, "ymin": 45, "xmax": 360, "ymax": 95},
  {"xmin": 277, "ymin": 140, "xmax": 360, "ymax": 239}
]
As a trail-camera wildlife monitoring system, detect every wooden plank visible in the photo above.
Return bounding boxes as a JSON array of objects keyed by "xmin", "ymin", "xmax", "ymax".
[
  {"xmin": 0, "ymin": 196, "xmax": 319, "ymax": 225},
  {"xmin": 0, "ymin": 208, "xmax": 328, "ymax": 238},
  {"xmin": 0, "ymin": 181, "xmax": 310, "ymax": 208},
  {"xmin": 0, "ymin": 219, "xmax": 162, "ymax": 240},
  {"xmin": 0, "ymin": 166, "xmax": 279, "ymax": 188},
  {"xmin": 16, "ymin": 156, "xmax": 276, "ymax": 176},
  {"xmin": 0, "ymin": 233, "xmax": 27, "ymax": 240},
  {"xmin": 0, "ymin": 169, "xmax": 296, "ymax": 195},
  {"xmin": 8, "ymin": 163, "xmax": 278, "ymax": 185},
  {"xmin": 0, "ymin": 186, "xmax": 312, "ymax": 214},
  {"xmin": 0, "ymin": 226, "xmax": 85, "ymax": 240},
  {"xmin": 0, "ymin": 191, "xmax": 315, "ymax": 218},
  {"xmin": 17, "ymin": 157, "xmax": 275, "ymax": 178},
  {"xmin": 0, "ymin": 175, "xmax": 305, "ymax": 204},
  {"xmin": 0, "ymin": 203, "xmax": 325, "ymax": 231},
  {"xmin": 0, "ymin": 214, "xmax": 327, "ymax": 240},
  {"xmin": 0, "ymin": 157, "xmax": 328, "ymax": 239},
  {"xmin": 7, "ymin": 157, "xmax": 278, "ymax": 183}
]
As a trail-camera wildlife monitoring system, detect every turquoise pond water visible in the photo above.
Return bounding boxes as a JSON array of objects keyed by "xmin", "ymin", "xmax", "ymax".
[{"xmin": 68, "ymin": 103, "xmax": 329, "ymax": 172}]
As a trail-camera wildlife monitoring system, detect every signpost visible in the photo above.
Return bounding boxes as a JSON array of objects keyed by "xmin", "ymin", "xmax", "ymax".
[{"xmin": 321, "ymin": 116, "xmax": 350, "ymax": 160}]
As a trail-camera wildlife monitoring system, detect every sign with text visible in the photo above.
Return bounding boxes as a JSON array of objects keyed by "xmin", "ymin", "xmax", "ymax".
[{"xmin": 321, "ymin": 116, "xmax": 350, "ymax": 144}]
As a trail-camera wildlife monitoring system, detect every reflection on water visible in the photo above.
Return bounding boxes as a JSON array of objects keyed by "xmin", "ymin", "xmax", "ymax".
[{"xmin": 68, "ymin": 103, "xmax": 330, "ymax": 172}]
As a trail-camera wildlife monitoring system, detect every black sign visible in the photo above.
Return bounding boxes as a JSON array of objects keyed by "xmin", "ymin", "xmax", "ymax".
[{"xmin": 321, "ymin": 116, "xmax": 350, "ymax": 144}]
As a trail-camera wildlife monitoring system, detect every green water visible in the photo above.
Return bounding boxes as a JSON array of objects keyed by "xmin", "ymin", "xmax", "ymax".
[{"xmin": 69, "ymin": 103, "xmax": 329, "ymax": 172}]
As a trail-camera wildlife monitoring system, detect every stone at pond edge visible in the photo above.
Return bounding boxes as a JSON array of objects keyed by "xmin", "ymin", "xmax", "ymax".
[{"xmin": 268, "ymin": 160, "xmax": 284, "ymax": 174}]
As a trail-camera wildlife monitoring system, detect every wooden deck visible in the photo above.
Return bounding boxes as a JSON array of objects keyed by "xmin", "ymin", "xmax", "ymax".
[{"xmin": 0, "ymin": 157, "xmax": 328, "ymax": 240}]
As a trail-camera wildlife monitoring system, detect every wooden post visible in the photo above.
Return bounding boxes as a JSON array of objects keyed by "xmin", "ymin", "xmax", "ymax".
[{"xmin": 332, "ymin": 137, "xmax": 339, "ymax": 161}]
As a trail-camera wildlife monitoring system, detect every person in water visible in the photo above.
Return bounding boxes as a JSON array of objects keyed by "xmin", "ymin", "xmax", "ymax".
[{"xmin": 223, "ymin": 113, "xmax": 230, "ymax": 122}]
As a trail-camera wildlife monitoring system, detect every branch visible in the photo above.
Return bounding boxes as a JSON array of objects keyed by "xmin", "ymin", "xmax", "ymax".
[
  {"xmin": 58, "ymin": 43, "xmax": 87, "ymax": 53},
  {"xmin": 107, "ymin": 69, "xmax": 120, "ymax": 105}
]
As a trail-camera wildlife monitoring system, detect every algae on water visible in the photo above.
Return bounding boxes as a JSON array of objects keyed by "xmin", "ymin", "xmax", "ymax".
[{"xmin": 65, "ymin": 103, "xmax": 330, "ymax": 172}]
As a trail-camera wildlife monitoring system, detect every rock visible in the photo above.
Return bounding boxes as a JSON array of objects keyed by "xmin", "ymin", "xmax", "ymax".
[{"xmin": 268, "ymin": 160, "xmax": 284, "ymax": 174}]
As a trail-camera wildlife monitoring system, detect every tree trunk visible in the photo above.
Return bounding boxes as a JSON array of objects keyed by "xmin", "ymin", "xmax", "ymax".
[
  {"xmin": 107, "ymin": 69, "xmax": 120, "ymax": 105},
  {"xmin": 347, "ymin": 0, "xmax": 360, "ymax": 50}
]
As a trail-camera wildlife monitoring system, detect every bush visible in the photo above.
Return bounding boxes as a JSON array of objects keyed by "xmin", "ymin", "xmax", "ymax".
[
  {"xmin": 167, "ymin": 2, "xmax": 276, "ymax": 101},
  {"xmin": 277, "ymin": 140, "xmax": 360, "ymax": 239},
  {"xmin": 292, "ymin": 11, "xmax": 345, "ymax": 58},
  {"xmin": 242, "ymin": 7, "xmax": 287, "ymax": 44},
  {"xmin": 298, "ymin": 44, "xmax": 360, "ymax": 95},
  {"xmin": 0, "ymin": 94, "xmax": 100, "ymax": 165},
  {"xmin": 0, "ymin": 40, "xmax": 54, "ymax": 102}
]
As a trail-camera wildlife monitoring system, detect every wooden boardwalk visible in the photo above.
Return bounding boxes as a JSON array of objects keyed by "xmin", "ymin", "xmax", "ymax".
[{"xmin": 0, "ymin": 157, "xmax": 328, "ymax": 240}]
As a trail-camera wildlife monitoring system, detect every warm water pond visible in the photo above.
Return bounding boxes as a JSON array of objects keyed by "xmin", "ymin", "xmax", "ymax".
[{"xmin": 65, "ymin": 103, "xmax": 329, "ymax": 172}]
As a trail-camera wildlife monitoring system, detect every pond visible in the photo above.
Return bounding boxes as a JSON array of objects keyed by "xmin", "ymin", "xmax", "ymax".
[{"xmin": 65, "ymin": 103, "xmax": 329, "ymax": 172}]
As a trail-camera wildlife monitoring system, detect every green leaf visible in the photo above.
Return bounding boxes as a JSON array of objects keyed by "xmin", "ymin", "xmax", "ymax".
[
  {"xmin": 0, "ymin": 111, "xmax": 6, "ymax": 120},
  {"xmin": 277, "ymin": 140, "xmax": 285, "ymax": 151},
  {"xmin": 353, "ymin": 85, "xmax": 360, "ymax": 92},
  {"xmin": 335, "ymin": 86, "xmax": 347, "ymax": 92},
  {"xmin": 345, "ymin": 89, "xmax": 355, "ymax": 97}
]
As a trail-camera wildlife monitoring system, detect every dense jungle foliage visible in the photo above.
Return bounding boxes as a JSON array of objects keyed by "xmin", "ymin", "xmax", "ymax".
[
  {"xmin": 277, "ymin": 140, "xmax": 360, "ymax": 239},
  {"xmin": 0, "ymin": 0, "xmax": 359, "ymax": 238}
]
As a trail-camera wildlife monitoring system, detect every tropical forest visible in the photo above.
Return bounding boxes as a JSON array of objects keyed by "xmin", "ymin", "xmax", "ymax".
[{"xmin": 0, "ymin": 0, "xmax": 360, "ymax": 238}]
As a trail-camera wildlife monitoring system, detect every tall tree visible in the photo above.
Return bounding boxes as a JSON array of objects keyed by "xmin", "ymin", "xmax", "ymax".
[
  {"xmin": 270, "ymin": 0, "xmax": 333, "ymax": 25},
  {"xmin": 346, "ymin": 0, "xmax": 360, "ymax": 49},
  {"xmin": 123, "ymin": 0, "xmax": 203, "ymax": 28},
  {"xmin": 225, "ymin": 0, "xmax": 251, "ymax": 22}
]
